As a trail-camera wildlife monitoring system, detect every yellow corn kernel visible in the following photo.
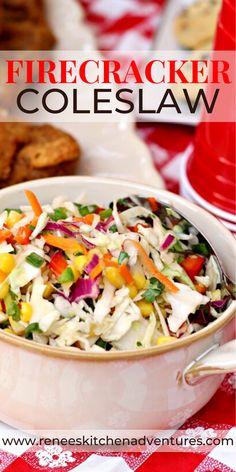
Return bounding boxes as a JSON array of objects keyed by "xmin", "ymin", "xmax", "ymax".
[
  {"xmin": 0, "ymin": 282, "xmax": 9, "ymax": 300},
  {"xmin": 6, "ymin": 210, "xmax": 22, "ymax": 228},
  {"xmin": 104, "ymin": 267, "xmax": 125, "ymax": 289},
  {"xmin": 0, "ymin": 253, "xmax": 15, "ymax": 274},
  {"xmin": 20, "ymin": 302, "xmax": 33, "ymax": 323},
  {"xmin": 127, "ymin": 283, "xmax": 138, "ymax": 299},
  {"xmin": 156, "ymin": 336, "xmax": 176, "ymax": 345},
  {"xmin": 132, "ymin": 272, "xmax": 146, "ymax": 290},
  {"xmin": 9, "ymin": 317, "xmax": 25, "ymax": 335},
  {"xmin": 136, "ymin": 300, "xmax": 153, "ymax": 318},
  {"xmin": 74, "ymin": 255, "xmax": 88, "ymax": 273},
  {"xmin": 4, "ymin": 328, "xmax": 14, "ymax": 334},
  {"xmin": 43, "ymin": 283, "xmax": 54, "ymax": 299}
]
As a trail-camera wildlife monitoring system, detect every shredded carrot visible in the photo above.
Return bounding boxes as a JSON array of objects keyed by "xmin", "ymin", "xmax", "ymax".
[
  {"xmin": 43, "ymin": 234, "xmax": 83, "ymax": 253},
  {"xmin": 125, "ymin": 239, "xmax": 179, "ymax": 293},
  {"xmin": 25, "ymin": 190, "xmax": 43, "ymax": 217},
  {"xmin": 148, "ymin": 197, "xmax": 159, "ymax": 213},
  {"xmin": 31, "ymin": 216, "xmax": 38, "ymax": 227},
  {"xmin": 73, "ymin": 214, "xmax": 95, "ymax": 225},
  {"xmin": 90, "ymin": 261, "xmax": 105, "ymax": 280},
  {"xmin": 194, "ymin": 283, "xmax": 207, "ymax": 294},
  {"xmin": 103, "ymin": 253, "xmax": 118, "ymax": 268},
  {"xmin": 120, "ymin": 264, "xmax": 134, "ymax": 284}
]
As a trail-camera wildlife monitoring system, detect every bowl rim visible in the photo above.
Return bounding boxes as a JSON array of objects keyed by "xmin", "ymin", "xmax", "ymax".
[{"xmin": 0, "ymin": 175, "xmax": 235, "ymax": 361}]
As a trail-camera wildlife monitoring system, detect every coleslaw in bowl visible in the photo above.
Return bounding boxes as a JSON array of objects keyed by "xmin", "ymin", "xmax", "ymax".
[{"xmin": 0, "ymin": 188, "xmax": 234, "ymax": 353}]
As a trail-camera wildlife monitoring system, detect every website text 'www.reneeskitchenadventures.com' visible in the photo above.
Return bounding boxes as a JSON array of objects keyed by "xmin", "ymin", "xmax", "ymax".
[{"xmin": 0, "ymin": 430, "xmax": 235, "ymax": 453}]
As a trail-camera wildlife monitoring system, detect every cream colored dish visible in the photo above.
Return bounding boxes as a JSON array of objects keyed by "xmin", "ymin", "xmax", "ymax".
[{"xmin": 0, "ymin": 176, "xmax": 235, "ymax": 431}]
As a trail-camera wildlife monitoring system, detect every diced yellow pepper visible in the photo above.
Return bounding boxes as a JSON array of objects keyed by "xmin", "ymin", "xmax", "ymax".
[
  {"xmin": 127, "ymin": 283, "xmax": 138, "ymax": 299},
  {"xmin": 74, "ymin": 255, "xmax": 88, "ymax": 273},
  {"xmin": 0, "ymin": 271, "xmax": 7, "ymax": 284},
  {"xmin": 20, "ymin": 302, "xmax": 33, "ymax": 323},
  {"xmin": 104, "ymin": 267, "xmax": 125, "ymax": 289},
  {"xmin": 136, "ymin": 300, "xmax": 153, "ymax": 318},
  {"xmin": 6, "ymin": 210, "xmax": 22, "ymax": 228},
  {"xmin": 156, "ymin": 336, "xmax": 176, "ymax": 345},
  {"xmin": 0, "ymin": 282, "xmax": 9, "ymax": 300},
  {"xmin": 0, "ymin": 253, "xmax": 15, "ymax": 274},
  {"xmin": 132, "ymin": 272, "xmax": 146, "ymax": 290},
  {"xmin": 70, "ymin": 265, "xmax": 80, "ymax": 282}
]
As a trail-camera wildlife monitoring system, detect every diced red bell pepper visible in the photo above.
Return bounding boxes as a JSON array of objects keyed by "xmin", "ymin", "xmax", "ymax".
[
  {"xmin": 148, "ymin": 197, "xmax": 159, "ymax": 212},
  {"xmin": 15, "ymin": 225, "xmax": 32, "ymax": 245},
  {"xmin": 95, "ymin": 207, "xmax": 105, "ymax": 214},
  {"xmin": 180, "ymin": 255, "xmax": 205, "ymax": 280},
  {"xmin": 49, "ymin": 251, "xmax": 68, "ymax": 278},
  {"xmin": 127, "ymin": 224, "xmax": 150, "ymax": 233}
]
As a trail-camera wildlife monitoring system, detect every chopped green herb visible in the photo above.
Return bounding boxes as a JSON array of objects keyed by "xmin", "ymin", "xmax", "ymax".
[
  {"xmin": 136, "ymin": 341, "xmax": 142, "ymax": 347},
  {"xmin": 5, "ymin": 293, "xmax": 21, "ymax": 321},
  {"xmin": 76, "ymin": 204, "xmax": 98, "ymax": 216},
  {"xmin": 177, "ymin": 255, "xmax": 185, "ymax": 264},
  {"xmin": 143, "ymin": 278, "xmax": 164, "ymax": 302},
  {"xmin": 74, "ymin": 251, "xmax": 84, "ymax": 257},
  {"xmin": 109, "ymin": 224, "xmax": 118, "ymax": 233},
  {"xmin": 49, "ymin": 207, "xmax": 67, "ymax": 222},
  {"xmin": 95, "ymin": 338, "xmax": 112, "ymax": 351},
  {"xmin": 99, "ymin": 208, "xmax": 112, "ymax": 220},
  {"xmin": 171, "ymin": 240, "xmax": 184, "ymax": 253},
  {"xmin": 118, "ymin": 251, "xmax": 129, "ymax": 265},
  {"xmin": 58, "ymin": 267, "xmax": 74, "ymax": 284},
  {"xmin": 25, "ymin": 323, "xmax": 42, "ymax": 339},
  {"xmin": 26, "ymin": 252, "xmax": 44, "ymax": 268},
  {"xmin": 192, "ymin": 243, "xmax": 210, "ymax": 256},
  {"xmin": 29, "ymin": 225, "xmax": 35, "ymax": 231},
  {"xmin": 4, "ymin": 208, "xmax": 22, "ymax": 215}
]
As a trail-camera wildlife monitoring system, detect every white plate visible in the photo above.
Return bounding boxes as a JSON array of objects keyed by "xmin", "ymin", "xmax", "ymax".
[{"xmin": 44, "ymin": 0, "xmax": 164, "ymax": 189}]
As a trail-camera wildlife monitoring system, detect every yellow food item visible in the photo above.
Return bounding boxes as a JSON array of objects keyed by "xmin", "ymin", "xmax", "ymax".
[
  {"xmin": 4, "ymin": 328, "xmax": 14, "ymax": 334},
  {"xmin": 136, "ymin": 300, "xmax": 153, "ymax": 317},
  {"xmin": 20, "ymin": 302, "xmax": 33, "ymax": 323},
  {"xmin": 156, "ymin": 336, "xmax": 176, "ymax": 345},
  {"xmin": 0, "ymin": 271, "xmax": 7, "ymax": 284},
  {"xmin": 104, "ymin": 267, "xmax": 125, "ymax": 289},
  {"xmin": 132, "ymin": 272, "xmax": 146, "ymax": 290},
  {"xmin": 74, "ymin": 255, "xmax": 88, "ymax": 273},
  {"xmin": 127, "ymin": 283, "xmax": 138, "ymax": 299},
  {"xmin": 6, "ymin": 210, "xmax": 22, "ymax": 228},
  {"xmin": 70, "ymin": 265, "xmax": 79, "ymax": 282},
  {"xmin": 0, "ymin": 282, "xmax": 9, "ymax": 299},
  {"xmin": 43, "ymin": 283, "xmax": 54, "ymax": 299},
  {"xmin": 9, "ymin": 317, "xmax": 25, "ymax": 335},
  {"xmin": 0, "ymin": 253, "xmax": 15, "ymax": 274}
]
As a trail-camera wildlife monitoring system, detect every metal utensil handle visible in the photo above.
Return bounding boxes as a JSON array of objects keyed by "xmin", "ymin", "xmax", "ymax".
[{"xmin": 183, "ymin": 340, "xmax": 236, "ymax": 386}]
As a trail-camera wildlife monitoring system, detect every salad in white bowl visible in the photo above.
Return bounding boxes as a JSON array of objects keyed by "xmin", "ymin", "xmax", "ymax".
[{"xmin": 0, "ymin": 190, "xmax": 234, "ymax": 352}]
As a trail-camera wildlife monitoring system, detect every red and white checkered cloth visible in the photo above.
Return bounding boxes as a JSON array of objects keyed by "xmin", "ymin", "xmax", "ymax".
[{"xmin": 0, "ymin": 1, "xmax": 235, "ymax": 471}]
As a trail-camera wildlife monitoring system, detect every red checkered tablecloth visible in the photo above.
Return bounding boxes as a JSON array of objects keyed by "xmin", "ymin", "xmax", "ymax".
[{"xmin": 0, "ymin": 1, "xmax": 235, "ymax": 471}]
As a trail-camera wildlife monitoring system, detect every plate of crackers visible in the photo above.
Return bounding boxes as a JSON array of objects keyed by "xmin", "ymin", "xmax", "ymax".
[
  {"xmin": 0, "ymin": 0, "xmax": 164, "ymax": 190},
  {"xmin": 146, "ymin": 0, "xmax": 222, "ymax": 125}
]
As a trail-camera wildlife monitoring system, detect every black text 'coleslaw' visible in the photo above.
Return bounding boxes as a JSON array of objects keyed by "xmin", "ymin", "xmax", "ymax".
[{"xmin": 0, "ymin": 191, "xmax": 234, "ymax": 351}]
